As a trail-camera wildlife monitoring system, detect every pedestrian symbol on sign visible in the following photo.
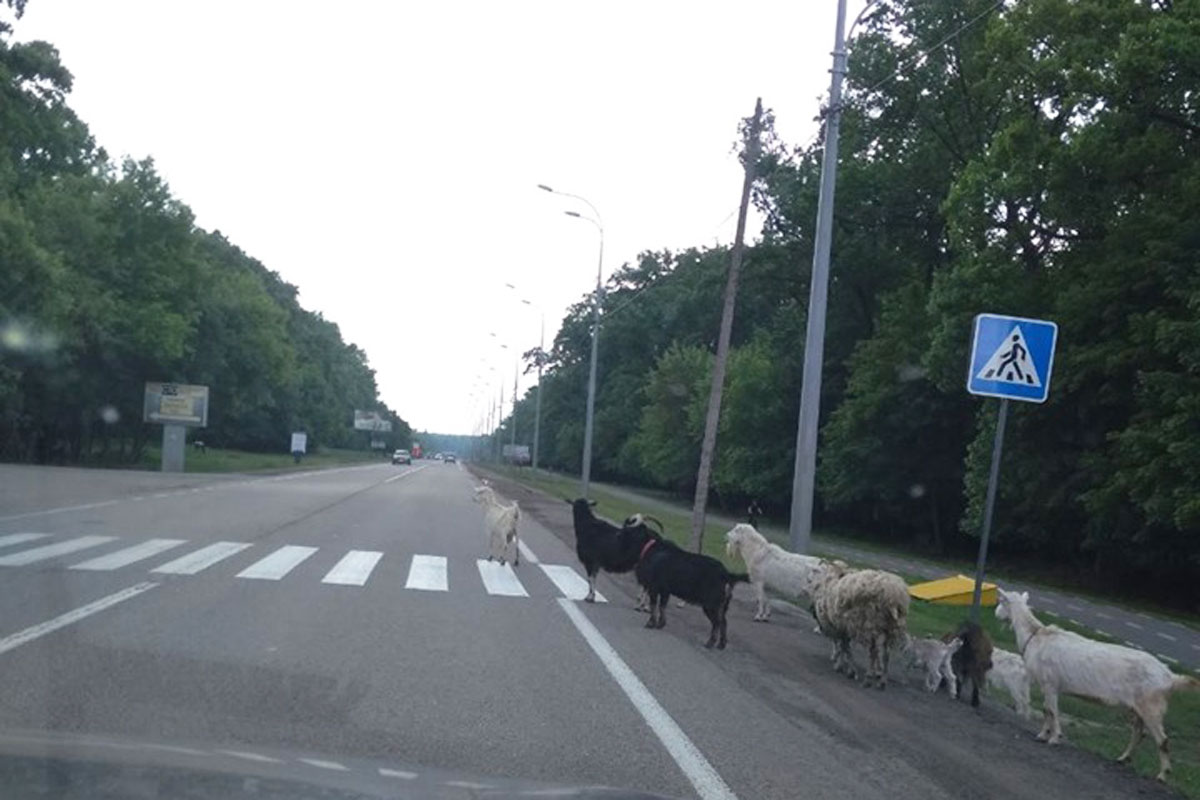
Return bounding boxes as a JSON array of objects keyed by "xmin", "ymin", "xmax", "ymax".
[{"xmin": 975, "ymin": 327, "xmax": 1041, "ymax": 388}]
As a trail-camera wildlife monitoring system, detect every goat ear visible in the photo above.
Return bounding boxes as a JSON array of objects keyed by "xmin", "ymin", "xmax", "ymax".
[{"xmin": 1021, "ymin": 591, "xmax": 1030, "ymax": 602}]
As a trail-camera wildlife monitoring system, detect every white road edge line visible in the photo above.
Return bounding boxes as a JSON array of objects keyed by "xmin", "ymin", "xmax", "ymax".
[
  {"xmin": 0, "ymin": 499, "xmax": 119, "ymax": 523},
  {"xmin": 379, "ymin": 768, "xmax": 417, "ymax": 779},
  {"xmin": 299, "ymin": 758, "xmax": 348, "ymax": 771},
  {"xmin": 0, "ymin": 582, "xmax": 158, "ymax": 656},
  {"xmin": 1156, "ymin": 632, "xmax": 1177, "ymax": 642},
  {"xmin": 517, "ymin": 540, "xmax": 539, "ymax": 565},
  {"xmin": 556, "ymin": 598, "xmax": 738, "ymax": 800}
]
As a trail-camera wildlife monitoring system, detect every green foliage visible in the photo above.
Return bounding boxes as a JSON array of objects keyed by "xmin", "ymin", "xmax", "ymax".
[
  {"xmin": 0, "ymin": 22, "xmax": 408, "ymax": 464},
  {"xmin": 494, "ymin": 0, "xmax": 1200, "ymax": 609}
]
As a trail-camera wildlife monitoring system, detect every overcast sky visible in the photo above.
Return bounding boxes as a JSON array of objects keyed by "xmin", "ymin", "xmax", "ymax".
[{"xmin": 17, "ymin": 0, "xmax": 864, "ymax": 435}]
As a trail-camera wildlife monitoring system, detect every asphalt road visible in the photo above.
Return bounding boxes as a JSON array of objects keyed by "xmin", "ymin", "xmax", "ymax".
[{"xmin": 0, "ymin": 462, "xmax": 1178, "ymax": 799}]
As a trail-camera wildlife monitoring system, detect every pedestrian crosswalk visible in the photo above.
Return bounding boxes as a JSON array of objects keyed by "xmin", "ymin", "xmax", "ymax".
[{"xmin": 0, "ymin": 532, "xmax": 606, "ymax": 602}]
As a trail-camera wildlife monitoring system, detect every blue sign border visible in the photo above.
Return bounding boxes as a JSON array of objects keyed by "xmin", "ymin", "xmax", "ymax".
[{"xmin": 966, "ymin": 314, "xmax": 1058, "ymax": 403}]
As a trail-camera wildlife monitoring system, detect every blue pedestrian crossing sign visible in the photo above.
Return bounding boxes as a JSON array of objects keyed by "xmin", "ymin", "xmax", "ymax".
[{"xmin": 967, "ymin": 314, "xmax": 1058, "ymax": 403}]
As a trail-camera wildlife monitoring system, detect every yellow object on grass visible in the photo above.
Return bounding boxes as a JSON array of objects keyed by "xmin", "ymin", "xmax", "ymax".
[{"xmin": 909, "ymin": 574, "xmax": 997, "ymax": 606}]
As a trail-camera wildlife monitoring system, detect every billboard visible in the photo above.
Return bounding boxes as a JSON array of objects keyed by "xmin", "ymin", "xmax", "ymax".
[
  {"xmin": 353, "ymin": 410, "xmax": 393, "ymax": 432},
  {"xmin": 502, "ymin": 444, "xmax": 531, "ymax": 465},
  {"xmin": 144, "ymin": 382, "xmax": 209, "ymax": 427}
]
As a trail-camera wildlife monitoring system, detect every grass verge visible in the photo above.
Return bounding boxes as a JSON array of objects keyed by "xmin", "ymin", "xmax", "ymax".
[
  {"xmin": 137, "ymin": 445, "xmax": 381, "ymax": 473},
  {"xmin": 487, "ymin": 463, "xmax": 1200, "ymax": 797}
]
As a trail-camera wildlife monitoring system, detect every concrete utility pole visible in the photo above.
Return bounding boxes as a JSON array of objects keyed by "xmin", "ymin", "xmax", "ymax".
[
  {"xmin": 689, "ymin": 98, "xmax": 764, "ymax": 553},
  {"xmin": 789, "ymin": 0, "xmax": 849, "ymax": 555}
]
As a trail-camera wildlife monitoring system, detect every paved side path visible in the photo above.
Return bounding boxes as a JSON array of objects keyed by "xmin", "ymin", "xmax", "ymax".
[{"xmin": 589, "ymin": 479, "xmax": 1200, "ymax": 671}]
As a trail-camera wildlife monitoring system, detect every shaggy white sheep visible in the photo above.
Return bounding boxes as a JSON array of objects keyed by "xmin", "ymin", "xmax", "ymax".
[
  {"xmin": 724, "ymin": 524, "xmax": 826, "ymax": 621},
  {"xmin": 988, "ymin": 647, "xmax": 1033, "ymax": 718},
  {"xmin": 472, "ymin": 484, "xmax": 520, "ymax": 566},
  {"xmin": 996, "ymin": 588, "xmax": 1199, "ymax": 781},
  {"xmin": 811, "ymin": 563, "xmax": 910, "ymax": 689},
  {"xmin": 904, "ymin": 635, "xmax": 961, "ymax": 695}
]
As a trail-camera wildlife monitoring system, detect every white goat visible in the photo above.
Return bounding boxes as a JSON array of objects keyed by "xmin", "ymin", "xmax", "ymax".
[
  {"xmin": 988, "ymin": 647, "xmax": 1033, "ymax": 718},
  {"xmin": 724, "ymin": 523, "xmax": 826, "ymax": 621},
  {"xmin": 996, "ymin": 588, "xmax": 1199, "ymax": 780},
  {"xmin": 904, "ymin": 635, "xmax": 961, "ymax": 695},
  {"xmin": 472, "ymin": 483, "xmax": 520, "ymax": 566},
  {"xmin": 811, "ymin": 562, "xmax": 910, "ymax": 689}
]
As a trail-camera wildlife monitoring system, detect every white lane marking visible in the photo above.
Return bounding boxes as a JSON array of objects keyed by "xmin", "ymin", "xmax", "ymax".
[
  {"xmin": 517, "ymin": 540, "xmax": 539, "ymax": 565},
  {"xmin": 0, "ymin": 582, "xmax": 157, "ymax": 656},
  {"xmin": 1068, "ymin": 618, "xmax": 1082, "ymax": 626},
  {"xmin": 151, "ymin": 542, "xmax": 252, "ymax": 575},
  {"xmin": 1156, "ymin": 632, "xmax": 1177, "ymax": 642},
  {"xmin": 70, "ymin": 539, "xmax": 187, "ymax": 571},
  {"xmin": 556, "ymin": 599, "xmax": 738, "ymax": 800},
  {"xmin": 0, "ymin": 535, "xmax": 118, "ymax": 566},
  {"xmin": 237, "ymin": 545, "xmax": 318, "ymax": 580},
  {"xmin": 1125, "ymin": 621, "xmax": 1144, "ymax": 630},
  {"xmin": 1169, "ymin": 621, "xmax": 1188, "ymax": 631},
  {"xmin": 446, "ymin": 781, "xmax": 492, "ymax": 790},
  {"xmin": 385, "ymin": 465, "xmax": 428, "ymax": 484},
  {"xmin": 0, "ymin": 464, "xmax": 390, "ymax": 523},
  {"xmin": 1138, "ymin": 612, "xmax": 1154, "ymax": 621},
  {"xmin": 142, "ymin": 744, "xmax": 208, "ymax": 757},
  {"xmin": 379, "ymin": 768, "xmax": 417, "ymax": 779},
  {"xmin": 322, "ymin": 550, "xmax": 383, "ymax": 586},
  {"xmin": 0, "ymin": 533, "xmax": 49, "ymax": 549},
  {"xmin": 1067, "ymin": 604, "xmax": 1083, "ymax": 612},
  {"xmin": 540, "ymin": 564, "xmax": 607, "ymax": 603},
  {"xmin": 405, "ymin": 555, "xmax": 448, "ymax": 592},
  {"xmin": 1095, "ymin": 611, "xmax": 1113, "ymax": 620},
  {"xmin": 1124, "ymin": 640, "xmax": 1145, "ymax": 650},
  {"xmin": 299, "ymin": 758, "xmax": 347, "ymax": 771},
  {"xmin": 1040, "ymin": 597, "xmax": 1058, "ymax": 605},
  {"xmin": 1192, "ymin": 644, "xmax": 1200, "ymax": 652},
  {"xmin": 1158, "ymin": 653, "xmax": 1180, "ymax": 665},
  {"xmin": 476, "ymin": 559, "xmax": 528, "ymax": 597},
  {"xmin": 0, "ymin": 500, "xmax": 119, "ymax": 523},
  {"xmin": 218, "ymin": 750, "xmax": 283, "ymax": 764}
]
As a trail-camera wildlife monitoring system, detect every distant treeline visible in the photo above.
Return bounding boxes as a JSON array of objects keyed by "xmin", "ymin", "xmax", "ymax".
[
  {"xmin": 491, "ymin": 0, "xmax": 1200, "ymax": 607},
  {"xmin": 0, "ymin": 11, "xmax": 410, "ymax": 463}
]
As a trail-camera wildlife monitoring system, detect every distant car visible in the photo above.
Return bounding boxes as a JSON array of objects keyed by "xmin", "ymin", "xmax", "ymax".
[
  {"xmin": 392, "ymin": 449, "xmax": 412, "ymax": 465},
  {"xmin": 443, "ymin": 453, "xmax": 456, "ymax": 464},
  {"xmin": 433, "ymin": 453, "xmax": 444, "ymax": 461}
]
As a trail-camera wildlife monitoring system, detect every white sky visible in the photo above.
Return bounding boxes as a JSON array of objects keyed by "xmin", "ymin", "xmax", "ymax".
[{"xmin": 16, "ymin": 0, "xmax": 864, "ymax": 435}]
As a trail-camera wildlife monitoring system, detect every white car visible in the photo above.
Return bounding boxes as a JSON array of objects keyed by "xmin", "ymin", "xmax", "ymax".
[{"xmin": 391, "ymin": 449, "xmax": 412, "ymax": 465}]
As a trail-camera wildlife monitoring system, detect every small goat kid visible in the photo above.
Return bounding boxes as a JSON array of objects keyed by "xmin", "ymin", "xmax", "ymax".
[
  {"xmin": 988, "ymin": 647, "xmax": 1033, "ymax": 718},
  {"xmin": 473, "ymin": 484, "xmax": 520, "ymax": 566},
  {"xmin": 811, "ymin": 563, "xmax": 910, "ymax": 689},
  {"xmin": 996, "ymin": 588, "xmax": 1200, "ymax": 781},
  {"xmin": 904, "ymin": 635, "xmax": 961, "ymax": 695},
  {"xmin": 724, "ymin": 524, "xmax": 826, "ymax": 621}
]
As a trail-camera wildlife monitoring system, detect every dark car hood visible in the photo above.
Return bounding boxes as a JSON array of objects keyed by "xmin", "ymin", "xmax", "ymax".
[{"xmin": 0, "ymin": 729, "xmax": 681, "ymax": 800}]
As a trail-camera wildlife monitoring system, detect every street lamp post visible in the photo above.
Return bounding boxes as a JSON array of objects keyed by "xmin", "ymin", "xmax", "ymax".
[
  {"xmin": 538, "ymin": 184, "xmax": 604, "ymax": 498},
  {"xmin": 505, "ymin": 285, "xmax": 547, "ymax": 471}
]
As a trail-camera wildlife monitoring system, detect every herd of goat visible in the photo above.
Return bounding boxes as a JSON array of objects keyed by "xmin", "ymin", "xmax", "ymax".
[{"xmin": 472, "ymin": 481, "xmax": 1198, "ymax": 782}]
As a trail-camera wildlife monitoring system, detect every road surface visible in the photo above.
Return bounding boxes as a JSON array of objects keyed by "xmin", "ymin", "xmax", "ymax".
[{"xmin": 0, "ymin": 462, "xmax": 1176, "ymax": 799}]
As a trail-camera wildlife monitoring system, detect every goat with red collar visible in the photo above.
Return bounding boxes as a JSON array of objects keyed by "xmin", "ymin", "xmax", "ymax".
[{"xmin": 625, "ymin": 526, "xmax": 750, "ymax": 649}]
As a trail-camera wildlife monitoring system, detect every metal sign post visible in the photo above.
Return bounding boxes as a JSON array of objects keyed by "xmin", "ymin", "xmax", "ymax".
[{"xmin": 965, "ymin": 314, "xmax": 1058, "ymax": 622}]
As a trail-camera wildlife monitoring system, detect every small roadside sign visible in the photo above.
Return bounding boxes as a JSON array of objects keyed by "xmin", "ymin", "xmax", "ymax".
[
  {"xmin": 290, "ymin": 432, "xmax": 307, "ymax": 454},
  {"xmin": 967, "ymin": 314, "xmax": 1058, "ymax": 403}
]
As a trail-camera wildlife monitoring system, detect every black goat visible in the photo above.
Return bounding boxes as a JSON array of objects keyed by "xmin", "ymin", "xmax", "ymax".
[
  {"xmin": 567, "ymin": 499, "xmax": 661, "ymax": 604},
  {"xmin": 622, "ymin": 528, "xmax": 749, "ymax": 649},
  {"xmin": 944, "ymin": 621, "xmax": 994, "ymax": 707}
]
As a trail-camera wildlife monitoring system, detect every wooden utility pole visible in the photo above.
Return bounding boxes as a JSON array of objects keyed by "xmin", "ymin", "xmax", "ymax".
[{"xmin": 689, "ymin": 98, "xmax": 763, "ymax": 553}]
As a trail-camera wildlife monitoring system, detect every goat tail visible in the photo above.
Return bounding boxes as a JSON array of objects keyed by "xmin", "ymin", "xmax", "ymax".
[{"xmin": 1171, "ymin": 674, "xmax": 1200, "ymax": 693}]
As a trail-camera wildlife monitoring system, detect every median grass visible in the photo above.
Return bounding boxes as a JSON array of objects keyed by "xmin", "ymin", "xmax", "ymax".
[
  {"xmin": 486, "ymin": 463, "xmax": 1200, "ymax": 796},
  {"xmin": 137, "ymin": 445, "xmax": 381, "ymax": 473}
]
